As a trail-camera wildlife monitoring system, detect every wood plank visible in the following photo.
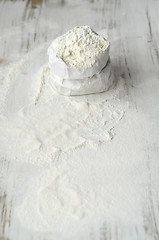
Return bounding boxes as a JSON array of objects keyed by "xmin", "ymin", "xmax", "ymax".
[{"xmin": 0, "ymin": 0, "xmax": 159, "ymax": 239}]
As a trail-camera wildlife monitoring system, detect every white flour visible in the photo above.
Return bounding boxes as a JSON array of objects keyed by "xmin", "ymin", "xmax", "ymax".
[
  {"xmin": 0, "ymin": 30, "xmax": 131, "ymax": 239},
  {"xmin": 0, "ymin": 45, "xmax": 128, "ymax": 166},
  {"xmin": 49, "ymin": 26, "xmax": 109, "ymax": 68},
  {"xmin": 0, "ymin": 73, "xmax": 128, "ymax": 166},
  {"xmin": 13, "ymin": 153, "xmax": 145, "ymax": 239}
]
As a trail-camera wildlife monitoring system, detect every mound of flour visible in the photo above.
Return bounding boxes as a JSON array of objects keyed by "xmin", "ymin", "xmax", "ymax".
[
  {"xmin": 49, "ymin": 26, "xmax": 109, "ymax": 68},
  {"xmin": 48, "ymin": 26, "xmax": 111, "ymax": 95}
]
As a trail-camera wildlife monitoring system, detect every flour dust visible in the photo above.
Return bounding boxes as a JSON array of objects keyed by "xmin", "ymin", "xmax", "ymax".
[
  {"xmin": 0, "ymin": 36, "xmax": 130, "ymax": 239},
  {"xmin": 0, "ymin": 46, "xmax": 128, "ymax": 166}
]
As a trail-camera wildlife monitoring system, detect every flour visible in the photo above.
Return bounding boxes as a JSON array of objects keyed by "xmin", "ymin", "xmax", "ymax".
[
  {"xmin": 13, "ymin": 146, "xmax": 145, "ymax": 239},
  {"xmin": 0, "ymin": 30, "xmax": 130, "ymax": 239},
  {"xmin": 0, "ymin": 59, "xmax": 128, "ymax": 166},
  {"xmin": 48, "ymin": 26, "xmax": 110, "ymax": 81},
  {"xmin": 48, "ymin": 26, "xmax": 112, "ymax": 96},
  {"xmin": 49, "ymin": 26, "xmax": 109, "ymax": 68}
]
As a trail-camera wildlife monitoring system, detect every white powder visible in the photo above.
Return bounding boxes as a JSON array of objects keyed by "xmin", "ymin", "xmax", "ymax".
[
  {"xmin": 0, "ymin": 60, "xmax": 128, "ymax": 166},
  {"xmin": 0, "ymin": 30, "xmax": 132, "ymax": 239},
  {"xmin": 13, "ymin": 153, "xmax": 146, "ymax": 239},
  {"xmin": 50, "ymin": 26, "xmax": 109, "ymax": 68}
]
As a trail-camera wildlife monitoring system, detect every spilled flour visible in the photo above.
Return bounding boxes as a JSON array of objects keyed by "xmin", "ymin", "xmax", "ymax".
[
  {"xmin": 13, "ymin": 151, "xmax": 145, "ymax": 239},
  {"xmin": 0, "ymin": 31, "xmax": 133, "ymax": 240},
  {"xmin": 0, "ymin": 73, "xmax": 128, "ymax": 165},
  {"xmin": 0, "ymin": 46, "xmax": 128, "ymax": 166}
]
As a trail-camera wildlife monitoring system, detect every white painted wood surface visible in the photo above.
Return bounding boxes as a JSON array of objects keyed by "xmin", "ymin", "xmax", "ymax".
[{"xmin": 0, "ymin": 0, "xmax": 159, "ymax": 239}]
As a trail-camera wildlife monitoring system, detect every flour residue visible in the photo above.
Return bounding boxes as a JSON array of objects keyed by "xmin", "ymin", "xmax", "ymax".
[
  {"xmin": 0, "ymin": 33, "xmax": 130, "ymax": 239},
  {"xmin": 0, "ymin": 58, "xmax": 128, "ymax": 165},
  {"xmin": 14, "ymin": 149, "xmax": 145, "ymax": 237}
]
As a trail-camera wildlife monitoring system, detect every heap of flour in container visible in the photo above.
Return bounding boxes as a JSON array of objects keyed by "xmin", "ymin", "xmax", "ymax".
[{"xmin": 48, "ymin": 26, "xmax": 113, "ymax": 96}]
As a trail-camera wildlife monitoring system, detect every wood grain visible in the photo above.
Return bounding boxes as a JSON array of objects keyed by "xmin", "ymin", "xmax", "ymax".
[{"xmin": 0, "ymin": 0, "xmax": 159, "ymax": 239}]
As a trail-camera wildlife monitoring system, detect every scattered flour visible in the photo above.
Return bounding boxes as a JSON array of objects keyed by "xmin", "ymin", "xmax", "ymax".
[
  {"xmin": 12, "ymin": 148, "xmax": 145, "ymax": 239},
  {"xmin": 0, "ymin": 60, "xmax": 128, "ymax": 166},
  {"xmin": 0, "ymin": 30, "xmax": 131, "ymax": 239}
]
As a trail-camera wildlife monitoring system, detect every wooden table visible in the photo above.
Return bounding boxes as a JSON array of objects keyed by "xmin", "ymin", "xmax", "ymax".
[{"xmin": 0, "ymin": 0, "xmax": 159, "ymax": 239}]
